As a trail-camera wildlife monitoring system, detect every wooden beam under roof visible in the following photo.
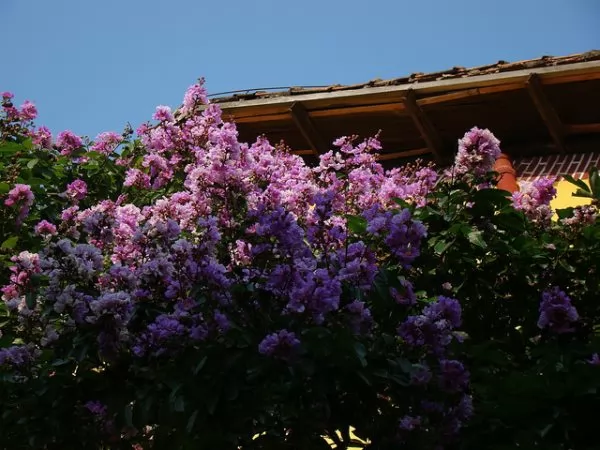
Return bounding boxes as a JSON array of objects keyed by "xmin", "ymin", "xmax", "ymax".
[
  {"xmin": 291, "ymin": 147, "xmax": 431, "ymax": 161},
  {"xmin": 289, "ymin": 102, "xmax": 329, "ymax": 155},
  {"xmin": 566, "ymin": 123, "xmax": 600, "ymax": 135},
  {"xmin": 403, "ymin": 89, "xmax": 444, "ymax": 163},
  {"xmin": 375, "ymin": 148, "xmax": 431, "ymax": 161},
  {"xmin": 526, "ymin": 73, "xmax": 567, "ymax": 153}
]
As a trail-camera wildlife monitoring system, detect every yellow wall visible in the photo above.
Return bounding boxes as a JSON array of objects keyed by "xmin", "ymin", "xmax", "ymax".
[{"xmin": 551, "ymin": 178, "xmax": 592, "ymax": 212}]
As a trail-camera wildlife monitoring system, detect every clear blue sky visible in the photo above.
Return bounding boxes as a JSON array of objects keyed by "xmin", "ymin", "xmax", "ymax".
[{"xmin": 2, "ymin": 0, "xmax": 598, "ymax": 140}]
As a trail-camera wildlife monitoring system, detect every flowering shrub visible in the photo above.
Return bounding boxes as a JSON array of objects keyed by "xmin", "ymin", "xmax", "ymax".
[{"xmin": 1, "ymin": 83, "xmax": 599, "ymax": 450}]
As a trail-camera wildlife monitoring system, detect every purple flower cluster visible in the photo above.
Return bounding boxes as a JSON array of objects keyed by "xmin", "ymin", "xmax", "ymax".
[
  {"xmin": 390, "ymin": 279, "xmax": 417, "ymax": 306},
  {"xmin": 287, "ymin": 267, "xmax": 342, "ymax": 323},
  {"xmin": 588, "ymin": 353, "xmax": 600, "ymax": 366},
  {"xmin": 335, "ymin": 242, "xmax": 378, "ymax": 290},
  {"xmin": 438, "ymin": 359, "xmax": 470, "ymax": 393},
  {"xmin": 85, "ymin": 400, "xmax": 108, "ymax": 417},
  {"xmin": 88, "ymin": 292, "xmax": 133, "ymax": 327},
  {"xmin": 398, "ymin": 415, "xmax": 421, "ymax": 431},
  {"xmin": 258, "ymin": 329, "xmax": 300, "ymax": 360},
  {"xmin": 0, "ymin": 84, "xmax": 482, "ymax": 444},
  {"xmin": 133, "ymin": 314, "xmax": 188, "ymax": 357},
  {"xmin": 84, "ymin": 400, "xmax": 115, "ymax": 435},
  {"xmin": 398, "ymin": 296, "xmax": 462, "ymax": 356},
  {"xmin": 0, "ymin": 344, "xmax": 40, "ymax": 369},
  {"xmin": 381, "ymin": 165, "xmax": 438, "ymax": 207},
  {"xmin": 345, "ymin": 300, "xmax": 373, "ymax": 334},
  {"xmin": 537, "ymin": 287, "xmax": 579, "ymax": 334},
  {"xmin": 366, "ymin": 208, "xmax": 427, "ymax": 268}
]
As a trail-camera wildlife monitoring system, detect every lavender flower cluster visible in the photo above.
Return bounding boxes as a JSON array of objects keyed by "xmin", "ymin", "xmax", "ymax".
[{"xmin": 0, "ymin": 82, "xmax": 493, "ymax": 446}]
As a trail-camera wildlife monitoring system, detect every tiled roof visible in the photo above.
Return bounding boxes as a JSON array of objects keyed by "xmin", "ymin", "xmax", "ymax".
[{"xmin": 210, "ymin": 50, "xmax": 600, "ymax": 104}]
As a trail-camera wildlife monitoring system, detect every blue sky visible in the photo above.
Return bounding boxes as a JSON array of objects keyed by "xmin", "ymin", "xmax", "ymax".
[{"xmin": 2, "ymin": 0, "xmax": 598, "ymax": 139}]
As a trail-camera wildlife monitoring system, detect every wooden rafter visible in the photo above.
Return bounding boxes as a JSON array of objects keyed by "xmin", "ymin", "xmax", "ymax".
[
  {"xmin": 375, "ymin": 148, "xmax": 430, "ymax": 161},
  {"xmin": 566, "ymin": 123, "xmax": 600, "ymax": 135},
  {"xmin": 293, "ymin": 149, "xmax": 315, "ymax": 156},
  {"xmin": 403, "ymin": 89, "xmax": 444, "ymax": 163},
  {"xmin": 289, "ymin": 102, "xmax": 329, "ymax": 155},
  {"xmin": 526, "ymin": 73, "xmax": 567, "ymax": 153}
]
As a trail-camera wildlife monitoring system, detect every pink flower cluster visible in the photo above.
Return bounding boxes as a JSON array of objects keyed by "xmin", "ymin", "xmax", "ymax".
[
  {"xmin": 562, "ymin": 204, "xmax": 598, "ymax": 227},
  {"xmin": 56, "ymin": 130, "xmax": 83, "ymax": 156},
  {"xmin": 4, "ymin": 183, "xmax": 34, "ymax": 226},
  {"xmin": 452, "ymin": 127, "xmax": 501, "ymax": 177},
  {"xmin": 512, "ymin": 177, "xmax": 557, "ymax": 223},
  {"xmin": 1, "ymin": 251, "xmax": 40, "ymax": 311},
  {"xmin": 32, "ymin": 126, "xmax": 52, "ymax": 148},
  {"xmin": 34, "ymin": 220, "xmax": 57, "ymax": 237},
  {"xmin": 66, "ymin": 179, "xmax": 88, "ymax": 202},
  {"xmin": 1, "ymin": 92, "xmax": 37, "ymax": 122},
  {"xmin": 90, "ymin": 131, "xmax": 121, "ymax": 155}
]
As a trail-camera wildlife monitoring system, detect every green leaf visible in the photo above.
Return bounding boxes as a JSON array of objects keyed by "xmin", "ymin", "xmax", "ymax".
[
  {"xmin": 468, "ymin": 230, "xmax": 487, "ymax": 249},
  {"xmin": 124, "ymin": 404, "xmax": 133, "ymax": 427},
  {"xmin": 558, "ymin": 259, "xmax": 576, "ymax": 273},
  {"xmin": 51, "ymin": 358, "xmax": 72, "ymax": 367},
  {"xmin": 555, "ymin": 207, "xmax": 575, "ymax": 220},
  {"xmin": 0, "ymin": 141, "xmax": 23, "ymax": 155},
  {"xmin": 25, "ymin": 292, "xmax": 36, "ymax": 309},
  {"xmin": 434, "ymin": 239, "xmax": 453, "ymax": 255},
  {"xmin": 572, "ymin": 189, "xmax": 594, "ymax": 199},
  {"xmin": 0, "ymin": 182, "xmax": 9, "ymax": 194},
  {"xmin": 193, "ymin": 355, "xmax": 208, "ymax": 375},
  {"xmin": 354, "ymin": 342, "xmax": 367, "ymax": 367},
  {"xmin": 186, "ymin": 409, "xmax": 199, "ymax": 433},
  {"xmin": 392, "ymin": 197, "xmax": 411, "ymax": 209},
  {"xmin": 563, "ymin": 174, "xmax": 590, "ymax": 192},
  {"xmin": 540, "ymin": 423, "xmax": 553, "ymax": 438},
  {"xmin": 1, "ymin": 236, "xmax": 19, "ymax": 249},
  {"xmin": 494, "ymin": 210, "xmax": 525, "ymax": 232},
  {"xmin": 173, "ymin": 396, "xmax": 185, "ymax": 413},
  {"xmin": 589, "ymin": 167, "xmax": 600, "ymax": 198},
  {"xmin": 396, "ymin": 358, "xmax": 413, "ymax": 373},
  {"xmin": 26, "ymin": 158, "xmax": 39, "ymax": 169},
  {"xmin": 345, "ymin": 215, "xmax": 367, "ymax": 234},
  {"xmin": 21, "ymin": 138, "xmax": 33, "ymax": 151},
  {"xmin": 357, "ymin": 370, "xmax": 372, "ymax": 386},
  {"xmin": 206, "ymin": 389, "xmax": 220, "ymax": 415},
  {"xmin": 473, "ymin": 188, "xmax": 511, "ymax": 206}
]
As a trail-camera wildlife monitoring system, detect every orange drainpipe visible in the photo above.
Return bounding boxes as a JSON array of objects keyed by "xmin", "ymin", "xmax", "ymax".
[{"xmin": 494, "ymin": 153, "xmax": 519, "ymax": 193}]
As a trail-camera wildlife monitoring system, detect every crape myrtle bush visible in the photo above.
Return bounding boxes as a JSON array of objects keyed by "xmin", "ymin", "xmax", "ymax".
[{"xmin": 0, "ymin": 85, "xmax": 599, "ymax": 450}]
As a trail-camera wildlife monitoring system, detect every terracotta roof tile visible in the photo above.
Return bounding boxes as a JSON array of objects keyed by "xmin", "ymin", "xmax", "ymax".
[{"xmin": 210, "ymin": 50, "xmax": 600, "ymax": 104}]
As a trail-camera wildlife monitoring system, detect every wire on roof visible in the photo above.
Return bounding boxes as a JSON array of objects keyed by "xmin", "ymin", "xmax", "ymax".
[{"xmin": 207, "ymin": 86, "xmax": 331, "ymax": 98}]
